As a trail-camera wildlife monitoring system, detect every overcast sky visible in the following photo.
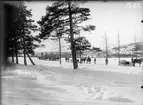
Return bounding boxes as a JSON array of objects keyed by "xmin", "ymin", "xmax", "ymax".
[{"xmin": 25, "ymin": 1, "xmax": 143, "ymax": 52}]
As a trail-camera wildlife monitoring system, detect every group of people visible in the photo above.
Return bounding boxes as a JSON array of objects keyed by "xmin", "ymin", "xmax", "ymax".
[
  {"xmin": 38, "ymin": 55, "xmax": 142, "ymax": 67},
  {"xmin": 65, "ymin": 56, "xmax": 109, "ymax": 65},
  {"xmin": 80, "ymin": 56, "xmax": 91, "ymax": 64},
  {"xmin": 80, "ymin": 57, "xmax": 108, "ymax": 65},
  {"xmin": 38, "ymin": 56, "xmax": 60, "ymax": 61}
]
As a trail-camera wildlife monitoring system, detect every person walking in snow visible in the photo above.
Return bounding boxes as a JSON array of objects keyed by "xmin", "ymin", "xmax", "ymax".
[
  {"xmin": 105, "ymin": 58, "xmax": 108, "ymax": 65},
  {"xmin": 94, "ymin": 57, "xmax": 96, "ymax": 64}
]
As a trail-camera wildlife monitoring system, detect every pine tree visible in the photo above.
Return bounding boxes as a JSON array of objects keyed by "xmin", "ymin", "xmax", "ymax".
[
  {"xmin": 8, "ymin": 2, "xmax": 40, "ymax": 65},
  {"xmin": 38, "ymin": 1, "xmax": 95, "ymax": 69},
  {"xmin": 66, "ymin": 36, "xmax": 91, "ymax": 63},
  {"xmin": 18, "ymin": 3, "xmax": 40, "ymax": 65}
]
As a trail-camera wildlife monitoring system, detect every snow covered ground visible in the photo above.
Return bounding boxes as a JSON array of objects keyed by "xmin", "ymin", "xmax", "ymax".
[
  {"xmin": 1, "ymin": 57, "xmax": 143, "ymax": 105},
  {"xmin": 9, "ymin": 57, "xmax": 143, "ymax": 74}
]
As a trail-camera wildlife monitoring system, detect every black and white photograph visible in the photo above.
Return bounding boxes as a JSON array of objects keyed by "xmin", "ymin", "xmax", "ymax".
[{"xmin": 1, "ymin": 0, "xmax": 143, "ymax": 105}]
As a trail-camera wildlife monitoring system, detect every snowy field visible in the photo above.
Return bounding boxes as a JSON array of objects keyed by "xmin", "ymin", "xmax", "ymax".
[
  {"xmin": 1, "ymin": 57, "xmax": 143, "ymax": 105},
  {"xmin": 9, "ymin": 57, "xmax": 143, "ymax": 74}
]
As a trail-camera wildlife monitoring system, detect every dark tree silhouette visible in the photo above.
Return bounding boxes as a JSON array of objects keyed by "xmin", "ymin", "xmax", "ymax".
[
  {"xmin": 66, "ymin": 36, "xmax": 91, "ymax": 63},
  {"xmin": 38, "ymin": 1, "xmax": 95, "ymax": 69},
  {"xmin": 7, "ymin": 2, "xmax": 40, "ymax": 65}
]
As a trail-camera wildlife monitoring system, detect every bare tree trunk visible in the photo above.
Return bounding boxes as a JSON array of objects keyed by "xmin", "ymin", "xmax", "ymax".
[
  {"xmin": 21, "ymin": 37, "xmax": 27, "ymax": 65},
  {"xmin": 80, "ymin": 50, "xmax": 82, "ymax": 64},
  {"xmin": 26, "ymin": 51, "xmax": 35, "ymax": 65},
  {"xmin": 15, "ymin": 50, "xmax": 18, "ymax": 64},
  {"xmin": 14, "ymin": 36, "xmax": 18, "ymax": 64},
  {"xmin": 59, "ymin": 37, "xmax": 61, "ymax": 64},
  {"xmin": 12, "ymin": 47, "xmax": 14, "ymax": 63},
  {"xmin": 56, "ymin": 16, "xmax": 62, "ymax": 65},
  {"xmin": 105, "ymin": 33, "xmax": 109, "ymax": 65},
  {"xmin": 117, "ymin": 30, "xmax": 120, "ymax": 65},
  {"xmin": 10, "ymin": 37, "xmax": 15, "ymax": 63},
  {"xmin": 68, "ymin": 1, "xmax": 78, "ymax": 69},
  {"xmin": 79, "ymin": 38, "xmax": 82, "ymax": 64},
  {"xmin": 105, "ymin": 33, "xmax": 108, "ymax": 60}
]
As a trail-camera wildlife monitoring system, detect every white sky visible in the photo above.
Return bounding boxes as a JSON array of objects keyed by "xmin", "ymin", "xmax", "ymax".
[{"xmin": 25, "ymin": 1, "xmax": 143, "ymax": 52}]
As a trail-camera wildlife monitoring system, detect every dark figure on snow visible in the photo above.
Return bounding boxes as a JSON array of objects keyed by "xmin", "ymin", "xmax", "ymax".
[
  {"xmin": 87, "ymin": 56, "xmax": 91, "ymax": 64},
  {"xmin": 65, "ymin": 57, "xmax": 69, "ymax": 62},
  {"xmin": 132, "ymin": 58, "xmax": 143, "ymax": 67},
  {"xmin": 131, "ymin": 57, "xmax": 133, "ymax": 63},
  {"xmin": 94, "ymin": 57, "xmax": 96, "ymax": 64},
  {"xmin": 105, "ymin": 58, "xmax": 108, "ymax": 65},
  {"xmin": 65, "ymin": 57, "xmax": 67, "ymax": 62},
  {"xmin": 81, "ymin": 57, "xmax": 86, "ymax": 63},
  {"xmin": 131, "ymin": 57, "xmax": 135, "ymax": 67}
]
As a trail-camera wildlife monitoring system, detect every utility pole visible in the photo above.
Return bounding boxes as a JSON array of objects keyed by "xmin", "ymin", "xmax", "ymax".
[
  {"xmin": 14, "ymin": 35, "xmax": 18, "ymax": 64},
  {"xmin": 68, "ymin": 1, "xmax": 78, "ymax": 69},
  {"xmin": 104, "ymin": 32, "xmax": 109, "ymax": 65},
  {"xmin": 80, "ymin": 39, "xmax": 82, "ymax": 64},
  {"xmin": 58, "ymin": 35, "xmax": 61, "ymax": 64}
]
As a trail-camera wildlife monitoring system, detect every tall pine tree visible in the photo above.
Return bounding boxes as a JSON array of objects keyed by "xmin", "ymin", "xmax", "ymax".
[
  {"xmin": 38, "ymin": 1, "xmax": 95, "ymax": 69},
  {"xmin": 8, "ymin": 2, "xmax": 40, "ymax": 65}
]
